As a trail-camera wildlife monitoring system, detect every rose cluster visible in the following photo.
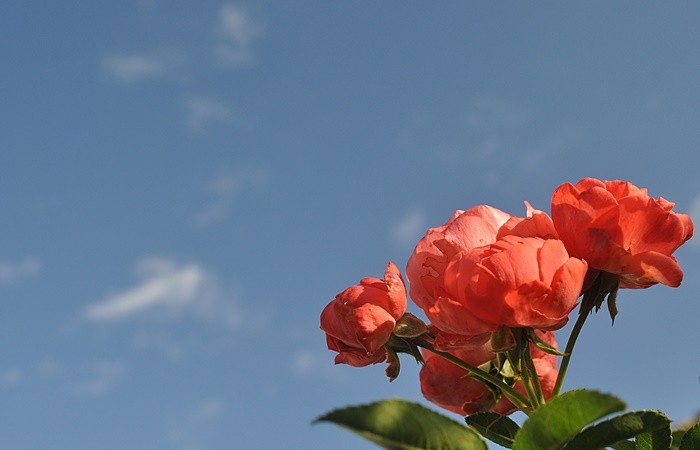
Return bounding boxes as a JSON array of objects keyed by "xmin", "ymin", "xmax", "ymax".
[{"xmin": 320, "ymin": 178, "xmax": 693, "ymax": 416}]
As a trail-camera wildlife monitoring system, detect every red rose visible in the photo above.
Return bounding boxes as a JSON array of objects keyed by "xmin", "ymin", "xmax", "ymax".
[
  {"xmin": 551, "ymin": 178, "xmax": 694, "ymax": 288},
  {"xmin": 320, "ymin": 262, "xmax": 407, "ymax": 367},
  {"xmin": 445, "ymin": 235, "xmax": 587, "ymax": 330},
  {"xmin": 406, "ymin": 205, "xmax": 586, "ymax": 336},
  {"xmin": 406, "ymin": 205, "xmax": 512, "ymax": 339}
]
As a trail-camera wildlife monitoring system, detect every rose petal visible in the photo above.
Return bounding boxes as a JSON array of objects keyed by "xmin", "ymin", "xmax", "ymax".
[{"xmin": 621, "ymin": 251, "xmax": 684, "ymax": 288}]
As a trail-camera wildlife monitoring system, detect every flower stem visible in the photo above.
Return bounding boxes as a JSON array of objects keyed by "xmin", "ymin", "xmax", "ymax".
[
  {"xmin": 552, "ymin": 271, "xmax": 621, "ymax": 397},
  {"xmin": 551, "ymin": 292, "xmax": 595, "ymax": 397},
  {"xmin": 521, "ymin": 332, "xmax": 545, "ymax": 406},
  {"xmin": 416, "ymin": 338, "xmax": 531, "ymax": 412},
  {"xmin": 518, "ymin": 357, "xmax": 540, "ymax": 409}
]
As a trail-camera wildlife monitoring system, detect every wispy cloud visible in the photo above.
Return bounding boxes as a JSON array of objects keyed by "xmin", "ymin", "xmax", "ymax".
[
  {"xmin": 68, "ymin": 360, "xmax": 127, "ymax": 397},
  {"xmin": 184, "ymin": 95, "xmax": 233, "ymax": 133},
  {"xmin": 190, "ymin": 399, "xmax": 228, "ymax": 424},
  {"xmin": 214, "ymin": 4, "xmax": 264, "ymax": 66},
  {"xmin": 195, "ymin": 165, "xmax": 269, "ymax": 226},
  {"xmin": 399, "ymin": 95, "xmax": 586, "ymax": 191},
  {"xmin": 101, "ymin": 50, "xmax": 185, "ymax": 83},
  {"xmin": 36, "ymin": 359, "xmax": 65, "ymax": 379},
  {"xmin": 0, "ymin": 367, "xmax": 23, "ymax": 388},
  {"xmin": 0, "ymin": 257, "xmax": 42, "ymax": 285},
  {"xmin": 290, "ymin": 350, "xmax": 320, "ymax": 376},
  {"xmin": 84, "ymin": 258, "xmax": 207, "ymax": 321},
  {"xmin": 83, "ymin": 257, "xmax": 240, "ymax": 329},
  {"xmin": 392, "ymin": 209, "xmax": 427, "ymax": 246}
]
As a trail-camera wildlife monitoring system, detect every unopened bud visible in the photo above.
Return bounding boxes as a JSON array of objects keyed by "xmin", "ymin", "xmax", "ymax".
[
  {"xmin": 490, "ymin": 326, "xmax": 516, "ymax": 353},
  {"xmin": 393, "ymin": 313, "xmax": 429, "ymax": 338}
]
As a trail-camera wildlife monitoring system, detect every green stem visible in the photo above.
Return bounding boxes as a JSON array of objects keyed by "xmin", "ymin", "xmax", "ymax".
[
  {"xmin": 518, "ymin": 355, "xmax": 540, "ymax": 409},
  {"xmin": 522, "ymin": 336, "xmax": 545, "ymax": 406},
  {"xmin": 416, "ymin": 338, "xmax": 531, "ymax": 412},
  {"xmin": 551, "ymin": 294, "xmax": 595, "ymax": 397}
]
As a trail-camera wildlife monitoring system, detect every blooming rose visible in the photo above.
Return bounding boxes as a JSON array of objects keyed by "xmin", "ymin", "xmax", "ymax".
[
  {"xmin": 551, "ymin": 178, "xmax": 694, "ymax": 288},
  {"xmin": 445, "ymin": 235, "xmax": 587, "ymax": 330},
  {"xmin": 420, "ymin": 332, "xmax": 558, "ymax": 416},
  {"xmin": 406, "ymin": 205, "xmax": 587, "ymax": 338},
  {"xmin": 406, "ymin": 206, "xmax": 511, "ymax": 340},
  {"xmin": 320, "ymin": 262, "xmax": 407, "ymax": 367}
]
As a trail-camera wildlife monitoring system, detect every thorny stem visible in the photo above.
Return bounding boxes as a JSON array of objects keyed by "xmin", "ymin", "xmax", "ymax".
[{"xmin": 416, "ymin": 338, "xmax": 531, "ymax": 412}]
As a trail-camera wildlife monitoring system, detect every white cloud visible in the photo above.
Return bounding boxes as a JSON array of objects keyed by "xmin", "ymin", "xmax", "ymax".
[
  {"xmin": 68, "ymin": 360, "xmax": 127, "ymax": 397},
  {"xmin": 82, "ymin": 257, "xmax": 249, "ymax": 361},
  {"xmin": 0, "ymin": 257, "xmax": 42, "ymax": 285},
  {"xmin": 214, "ymin": 4, "xmax": 264, "ymax": 66},
  {"xmin": 191, "ymin": 399, "xmax": 228, "ymax": 424},
  {"xmin": 84, "ymin": 258, "xmax": 206, "ymax": 321},
  {"xmin": 101, "ymin": 50, "xmax": 185, "ymax": 83},
  {"xmin": 193, "ymin": 203, "xmax": 231, "ymax": 226},
  {"xmin": 194, "ymin": 165, "xmax": 269, "ymax": 226},
  {"xmin": 208, "ymin": 166, "xmax": 266, "ymax": 197},
  {"xmin": 290, "ymin": 350, "xmax": 318, "ymax": 376},
  {"xmin": 83, "ymin": 257, "xmax": 241, "ymax": 329},
  {"xmin": 392, "ymin": 209, "xmax": 427, "ymax": 246},
  {"xmin": 0, "ymin": 367, "xmax": 23, "ymax": 388},
  {"xmin": 184, "ymin": 96, "xmax": 233, "ymax": 133}
]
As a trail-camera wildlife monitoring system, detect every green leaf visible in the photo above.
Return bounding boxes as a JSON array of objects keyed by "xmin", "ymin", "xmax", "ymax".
[
  {"xmin": 314, "ymin": 398, "xmax": 487, "ymax": 450},
  {"xmin": 527, "ymin": 329, "xmax": 566, "ymax": 356},
  {"xmin": 680, "ymin": 423, "xmax": 700, "ymax": 450},
  {"xmin": 674, "ymin": 430, "xmax": 688, "ymax": 449},
  {"xmin": 466, "ymin": 412, "xmax": 520, "ymax": 448},
  {"xmin": 610, "ymin": 441, "xmax": 637, "ymax": 450},
  {"xmin": 512, "ymin": 389, "xmax": 626, "ymax": 450},
  {"xmin": 607, "ymin": 283, "xmax": 619, "ymax": 324},
  {"xmin": 562, "ymin": 410, "xmax": 670, "ymax": 450},
  {"xmin": 393, "ymin": 313, "xmax": 429, "ymax": 339},
  {"xmin": 385, "ymin": 348, "xmax": 401, "ymax": 382},
  {"xmin": 635, "ymin": 422, "xmax": 672, "ymax": 450}
]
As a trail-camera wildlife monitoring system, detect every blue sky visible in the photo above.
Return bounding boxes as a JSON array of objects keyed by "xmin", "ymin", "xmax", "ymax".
[{"xmin": 2, "ymin": 2, "xmax": 700, "ymax": 449}]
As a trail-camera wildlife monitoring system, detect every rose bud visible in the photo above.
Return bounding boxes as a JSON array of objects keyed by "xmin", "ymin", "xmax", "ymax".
[{"xmin": 320, "ymin": 262, "xmax": 407, "ymax": 367}]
